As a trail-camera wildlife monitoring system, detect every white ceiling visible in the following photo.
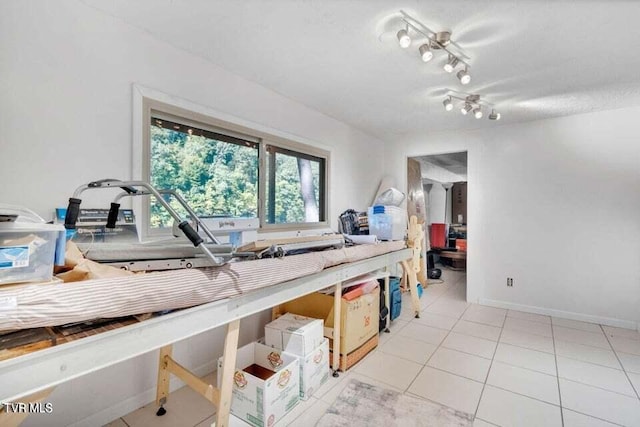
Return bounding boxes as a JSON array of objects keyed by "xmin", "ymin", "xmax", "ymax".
[
  {"xmin": 81, "ymin": 0, "xmax": 640, "ymax": 140},
  {"xmin": 418, "ymin": 152, "xmax": 467, "ymax": 177}
]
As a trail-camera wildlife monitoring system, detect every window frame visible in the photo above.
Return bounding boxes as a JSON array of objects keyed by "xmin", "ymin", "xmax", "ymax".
[
  {"xmin": 259, "ymin": 137, "xmax": 330, "ymax": 231},
  {"xmin": 136, "ymin": 92, "xmax": 330, "ymax": 239}
]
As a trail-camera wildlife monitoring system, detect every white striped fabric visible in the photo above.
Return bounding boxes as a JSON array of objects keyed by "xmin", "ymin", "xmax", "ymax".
[{"xmin": 0, "ymin": 241, "xmax": 404, "ymax": 330}]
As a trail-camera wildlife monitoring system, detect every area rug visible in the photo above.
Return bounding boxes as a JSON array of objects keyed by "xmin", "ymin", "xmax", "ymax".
[{"xmin": 316, "ymin": 379, "xmax": 474, "ymax": 427}]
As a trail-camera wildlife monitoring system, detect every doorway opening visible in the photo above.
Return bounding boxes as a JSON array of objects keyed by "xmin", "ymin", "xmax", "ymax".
[{"xmin": 407, "ymin": 151, "xmax": 468, "ymax": 298}]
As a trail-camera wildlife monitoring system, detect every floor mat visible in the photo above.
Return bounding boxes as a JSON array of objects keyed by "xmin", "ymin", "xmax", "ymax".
[{"xmin": 316, "ymin": 378, "xmax": 473, "ymax": 427}]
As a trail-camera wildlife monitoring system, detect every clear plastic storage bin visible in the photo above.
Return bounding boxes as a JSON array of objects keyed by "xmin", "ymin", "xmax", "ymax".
[
  {"xmin": 0, "ymin": 222, "xmax": 66, "ymax": 285},
  {"xmin": 367, "ymin": 205, "xmax": 407, "ymax": 241}
]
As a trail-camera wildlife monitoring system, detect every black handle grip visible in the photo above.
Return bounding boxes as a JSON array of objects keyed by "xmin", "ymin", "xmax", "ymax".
[
  {"xmin": 178, "ymin": 221, "xmax": 203, "ymax": 247},
  {"xmin": 64, "ymin": 198, "xmax": 82, "ymax": 230},
  {"xmin": 106, "ymin": 203, "xmax": 120, "ymax": 229}
]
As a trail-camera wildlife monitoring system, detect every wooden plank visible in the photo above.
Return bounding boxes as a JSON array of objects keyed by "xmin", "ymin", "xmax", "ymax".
[
  {"xmin": 332, "ymin": 282, "xmax": 341, "ymax": 374},
  {"xmin": 402, "ymin": 216, "xmax": 424, "ymax": 316},
  {"xmin": 383, "ymin": 268, "xmax": 391, "ymax": 332},
  {"xmin": 237, "ymin": 234, "xmax": 342, "ymax": 252},
  {"xmin": 165, "ymin": 357, "xmax": 220, "ymax": 405},
  {"xmin": 53, "ymin": 317, "xmax": 141, "ymax": 345},
  {"xmin": 0, "ymin": 329, "xmax": 56, "ymax": 362},
  {"xmin": 156, "ymin": 345, "xmax": 172, "ymax": 407},
  {"xmin": 1, "ymin": 249, "xmax": 412, "ymax": 404},
  {"xmin": 215, "ymin": 319, "xmax": 240, "ymax": 427},
  {"xmin": 406, "ymin": 158, "xmax": 428, "ymax": 286}
]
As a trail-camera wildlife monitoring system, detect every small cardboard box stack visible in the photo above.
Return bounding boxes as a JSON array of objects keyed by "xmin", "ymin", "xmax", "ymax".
[
  {"xmin": 217, "ymin": 342, "xmax": 300, "ymax": 427},
  {"xmin": 265, "ymin": 313, "xmax": 329, "ymax": 400},
  {"xmin": 277, "ymin": 287, "xmax": 380, "ymax": 372}
]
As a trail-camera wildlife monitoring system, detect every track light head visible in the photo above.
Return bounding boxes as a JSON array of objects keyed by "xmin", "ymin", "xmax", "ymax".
[
  {"xmin": 419, "ymin": 43, "xmax": 433, "ymax": 62},
  {"xmin": 457, "ymin": 68, "xmax": 471, "ymax": 85},
  {"xmin": 489, "ymin": 110, "xmax": 501, "ymax": 120},
  {"xmin": 473, "ymin": 106, "xmax": 483, "ymax": 119},
  {"xmin": 443, "ymin": 97, "xmax": 453, "ymax": 111},
  {"xmin": 461, "ymin": 102, "xmax": 473, "ymax": 115},
  {"xmin": 397, "ymin": 28, "xmax": 411, "ymax": 48},
  {"xmin": 444, "ymin": 56, "xmax": 459, "ymax": 73}
]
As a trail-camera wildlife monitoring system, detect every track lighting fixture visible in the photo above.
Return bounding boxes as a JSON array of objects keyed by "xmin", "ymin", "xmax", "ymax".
[
  {"xmin": 397, "ymin": 26, "xmax": 411, "ymax": 48},
  {"xmin": 457, "ymin": 67, "xmax": 471, "ymax": 85},
  {"xmin": 444, "ymin": 56, "xmax": 459, "ymax": 73},
  {"xmin": 443, "ymin": 97, "xmax": 453, "ymax": 111},
  {"xmin": 419, "ymin": 43, "xmax": 433, "ymax": 62},
  {"xmin": 443, "ymin": 91, "xmax": 502, "ymax": 122},
  {"xmin": 393, "ymin": 11, "xmax": 471, "ymax": 85}
]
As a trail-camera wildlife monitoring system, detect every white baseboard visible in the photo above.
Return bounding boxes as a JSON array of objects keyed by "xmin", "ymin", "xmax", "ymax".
[
  {"xmin": 69, "ymin": 360, "xmax": 217, "ymax": 427},
  {"xmin": 479, "ymin": 298, "xmax": 639, "ymax": 331}
]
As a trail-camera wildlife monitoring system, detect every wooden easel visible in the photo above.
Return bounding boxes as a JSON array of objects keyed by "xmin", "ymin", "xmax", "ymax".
[
  {"xmin": 400, "ymin": 216, "xmax": 424, "ymax": 318},
  {"xmin": 155, "ymin": 320, "xmax": 240, "ymax": 427}
]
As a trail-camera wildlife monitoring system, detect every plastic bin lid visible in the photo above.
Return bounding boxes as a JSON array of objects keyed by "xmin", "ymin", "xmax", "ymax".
[
  {"xmin": 0, "ymin": 203, "xmax": 47, "ymax": 223},
  {"xmin": 0, "ymin": 222, "xmax": 64, "ymax": 232}
]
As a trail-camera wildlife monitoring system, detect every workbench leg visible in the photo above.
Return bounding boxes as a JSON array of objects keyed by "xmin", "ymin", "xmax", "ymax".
[
  {"xmin": 409, "ymin": 271, "xmax": 421, "ymax": 319},
  {"xmin": 215, "ymin": 319, "xmax": 240, "ymax": 427},
  {"xmin": 401, "ymin": 260, "xmax": 421, "ymax": 318},
  {"xmin": 384, "ymin": 268, "xmax": 391, "ymax": 333},
  {"xmin": 156, "ymin": 345, "xmax": 173, "ymax": 416},
  {"xmin": 332, "ymin": 282, "xmax": 342, "ymax": 377}
]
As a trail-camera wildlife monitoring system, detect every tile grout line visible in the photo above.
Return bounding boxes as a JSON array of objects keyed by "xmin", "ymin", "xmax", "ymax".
[
  {"xmin": 192, "ymin": 412, "xmax": 216, "ymax": 427},
  {"xmin": 550, "ymin": 316, "xmax": 565, "ymax": 427},
  {"xmin": 472, "ymin": 312, "xmax": 506, "ymax": 420},
  {"xmin": 478, "ymin": 383, "xmax": 564, "ymax": 409},
  {"xmin": 284, "ymin": 396, "xmax": 322, "ymax": 426},
  {"xmin": 505, "ymin": 313, "xmax": 552, "ymax": 326},
  {"xmin": 559, "ymin": 377, "xmax": 640, "ymax": 399},
  {"xmin": 599, "ymin": 324, "xmax": 640, "ymax": 401},
  {"xmin": 559, "ymin": 408, "xmax": 626, "ymax": 427},
  {"xmin": 402, "ymin": 281, "xmax": 472, "ymax": 394},
  {"xmin": 378, "ymin": 273, "xmax": 460, "ymax": 394},
  {"xmin": 284, "ymin": 280, "xmax": 454, "ymax": 426}
]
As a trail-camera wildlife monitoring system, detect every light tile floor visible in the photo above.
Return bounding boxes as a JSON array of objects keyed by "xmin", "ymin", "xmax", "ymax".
[{"xmin": 106, "ymin": 267, "xmax": 640, "ymax": 427}]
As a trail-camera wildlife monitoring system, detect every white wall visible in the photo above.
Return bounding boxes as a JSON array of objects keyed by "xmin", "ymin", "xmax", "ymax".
[
  {"xmin": 0, "ymin": 1, "xmax": 388, "ymax": 426},
  {"xmin": 386, "ymin": 107, "xmax": 640, "ymax": 329},
  {"xmin": 420, "ymin": 161, "xmax": 466, "ymax": 224},
  {"xmin": 0, "ymin": 1, "xmax": 385, "ymax": 225},
  {"xmin": 426, "ymin": 184, "xmax": 447, "ymax": 224},
  {"xmin": 421, "ymin": 161, "xmax": 466, "ymax": 184}
]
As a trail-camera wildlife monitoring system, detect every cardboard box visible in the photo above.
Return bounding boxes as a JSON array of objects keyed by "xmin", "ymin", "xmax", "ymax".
[
  {"xmin": 265, "ymin": 313, "xmax": 324, "ymax": 357},
  {"xmin": 293, "ymin": 338, "xmax": 329, "ymax": 400},
  {"xmin": 278, "ymin": 287, "xmax": 379, "ymax": 355},
  {"xmin": 217, "ymin": 342, "xmax": 300, "ymax": 427},
  {"xmin": 329, "ymin": 333, "xmax": 378, "ymax": 372}
]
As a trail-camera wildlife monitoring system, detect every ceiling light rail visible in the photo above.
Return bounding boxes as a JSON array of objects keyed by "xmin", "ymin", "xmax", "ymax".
[
  {"xmin": 397, "ymin": 10, "xmax": 472, "ymax": 85},
  {"xmin": 443, "ymin": 91, "xmax": 501, "ymax": 120}
]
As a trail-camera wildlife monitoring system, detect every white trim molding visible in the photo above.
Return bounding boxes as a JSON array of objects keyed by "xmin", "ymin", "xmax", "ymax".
[{"xmin": 480, "ymin": 298, "xmax": 639, "ymax": 331}]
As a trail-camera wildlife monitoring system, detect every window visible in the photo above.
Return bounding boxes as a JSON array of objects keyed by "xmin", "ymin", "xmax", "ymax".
[
  {"xmin": 265, "ymin": 144, "xmax": 326, "ymax": 224},
  {"xmin": 141, "ymin": 98, "xmax": 329, "ymax": 232},
  {"xmin": 149, "ymin": 115, "xmax": 258, "ymax": 228}
]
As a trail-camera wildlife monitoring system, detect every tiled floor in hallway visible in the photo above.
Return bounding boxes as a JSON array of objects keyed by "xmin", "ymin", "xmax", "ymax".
[{"xmin": 107, "ymin": 267, "xmax": 640, "ymax": 427}]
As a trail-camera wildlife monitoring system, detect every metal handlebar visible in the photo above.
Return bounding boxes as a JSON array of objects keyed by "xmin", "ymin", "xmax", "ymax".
[{"xmin": 64, "ymin": 179, "xmax": 228, "ymax": 266}]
